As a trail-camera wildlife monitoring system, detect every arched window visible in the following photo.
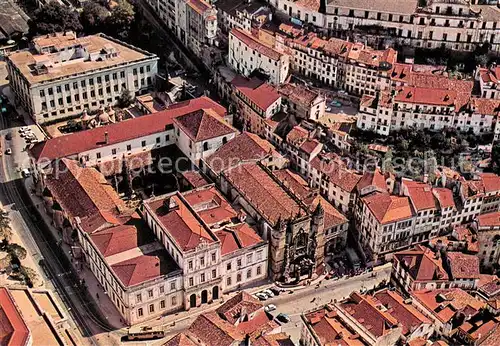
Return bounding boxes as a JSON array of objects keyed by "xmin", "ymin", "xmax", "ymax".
[
  {"xmin": 296, "ymin": 232, "xmax": 307, "ymax": 249},
  {"xmin": 222, "ymin": 137, "xmax": 227, "ymax": 144},
  {"xmin": 203, "ymin": 142, "xmax": 209, "ymax": 151}
]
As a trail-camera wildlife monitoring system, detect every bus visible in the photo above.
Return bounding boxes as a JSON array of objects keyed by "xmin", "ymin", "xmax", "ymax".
[{"xmin": 126, "ymin": 326, "xmax": 165, "ymax": 341}]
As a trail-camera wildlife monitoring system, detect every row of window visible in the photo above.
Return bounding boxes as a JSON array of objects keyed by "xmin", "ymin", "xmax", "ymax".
[
  {"xmin": 226, "ymin": 265, "xmax": 263, "ymax": 286},
  {"xmin": 137, "ymin": 296, "xmax": 177, "ymax": 318},
  {"xmin": 135, "ymin": 281, "xmax": 177, "ymax": 303}
]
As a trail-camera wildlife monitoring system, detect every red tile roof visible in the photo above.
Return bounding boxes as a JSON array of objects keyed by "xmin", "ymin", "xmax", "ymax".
[
  {"xmin": 90, "ymin": 214, "xmax": 155, "ymax": 257},
  {"xmin": 186, "ymin": 0, "xmax": 211, "ymax": 14},
  {"xmin": 223, "ymin": 163, "xmax": 307, "ymax": 226},
  {"xmin": 111, "ymin": 249, "xmax": 178, "ymax": 287},
  {"xmin": 340, "ymin": 292, "xmax": 398, "ymax": 338},
  {"xmin": 362, "ymin": 192, "xmax": 413, "ymax": 225},
  {"xmin": 312, "ymin": 157, "xmax": 362, "ymax": 193},
  {"xmin": 278, "ymin": 83, "xmax": 321, "ymax": 107},
  {"xmin": 403, "ymin": 180, "xmax": 437, "ymax": 211},
  {"xmin": 30, "ymin": 97, "xmax": 226, "ymax": 163},
  {"xmin": 470, "ymin": 98, "xmax": 500, "ymax": 115},
  {"xmin": 180, "ymin": 170, "xmax": 209, "ymax": 189},
  {"xmin": 373, "ymin": 289, "xmax": 431, "ymax": 336},
  {"xmin": 252, "ymin": 333, "xmax": 295, "ymax": 346},
  {"xmin": 411, "ymin": 289, "xmax": 484, "ymax": 324},
  {"xmin": 357, "ymin": 168, "xmax": 388, "ymax": 193},
  {"xmin": 0, "ymin": 288, "xmax": 30, "ymax": 346},
  {"xmin": 433, "ymin": 188, "xmax": 455, "ymax": 209},
  {"xmin": 216, "ymin": 292, "xmax": 262, "ymax": 324},
  {"xmin": 479, "ymin": 173, "xmax": 500, "ymax": 194},
  {"xmin": 478, "ymin": 211, "xmax": 500, "ymax": 228},
  {"xmin": 174, "ymin": 108, "xmax": 237, "ymax": 142},
  {"xmin": 163, "ymin": 333, "xmax": 197, "ymax": 346},
  {"xmin": 286, "ymin": 125, "xmax": 309, "ymax": 144},
  {"xmin": 232, "ymin": 76, "xmax": 281, "ymax": 111},
  {"xmin": 182, "ymin": 186, "xmax": 238, "ymax": 226},
  {"xmin": 188, "ymin": 312, "xmax": 243, "ymax": 346},
  {"xmin": 230, "ymin": 28, "xmax": 282, "ymax": 61},
  {"xmin": 44, "ymin": 158, "xmax": 127, "ymax": 233},
  {"xmin": 146, "ymin": 193, "xmax": 218, "ymax": 252},
  {"xmin": 395, "ymin": 86, "xmax": 458, "ymax": 107},
  {"xmin": 204, "ymin": 132, "xmax": 278, "ymax": 174},
  {"xmin": 446, "ymin": 252, "xmax": 480, "ymax": 280},
  {"xmin": 215, "ymin": 224, "xmax": 264, "ymax": 256},
  {"xmin": 394, "ymin": 245, "xmax": 448, "ymax": 282}
]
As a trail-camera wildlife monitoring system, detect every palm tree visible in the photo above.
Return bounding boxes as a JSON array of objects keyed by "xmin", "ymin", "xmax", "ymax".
[{"xmin": 0, "ymin": 209, "xmax": 12, "ymax": 242}]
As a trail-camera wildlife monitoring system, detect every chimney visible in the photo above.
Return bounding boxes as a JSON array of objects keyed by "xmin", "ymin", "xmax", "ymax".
[{"xmin": 104, "ymin": 131, "xmax": 109, "ymax": 144}]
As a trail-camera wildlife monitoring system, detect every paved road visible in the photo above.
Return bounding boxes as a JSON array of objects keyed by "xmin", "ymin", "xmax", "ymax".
[
  {"xmin": 0, "ymin": 96, "xmax": 119, "ymax": 345},
  {"xmin": 158, "ymin": 266, "xmax": 391, "ymax": 344}
]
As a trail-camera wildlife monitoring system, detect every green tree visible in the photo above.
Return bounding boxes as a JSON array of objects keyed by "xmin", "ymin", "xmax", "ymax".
[
  {"xmin": 117, "ymin": 89, "xmax": 134, "ymax": 108},
  {"xmin": 20, "ymin": 266, "xmax": 37, "ymax": 287},
  {"xmin": 0, "ymin": 209, "xmax": 12, "ymax": 242},
  {"xmin": 29, "ymin": 2, "xmax": 82, "ymax": 36},
  {"xmin": 106, "ymin": 0, "xmax": 135, "ymax": 39},
  {"xmin": 7, "ymin": 243, "xmax": 27, "ymax": 261},
  {"xmin": 492, "ymin": 143, "xmax": 500, "ymax": 174},
  {"xmin": 81, "ymin": 1, "xmax": 109, "ymax": 34}
]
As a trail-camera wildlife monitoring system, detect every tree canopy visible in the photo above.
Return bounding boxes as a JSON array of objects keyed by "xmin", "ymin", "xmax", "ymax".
[
  {"xmin": 80, "ymin": 1, "xmax": 109, "ymax": 34},
  {"xmin": 0, "ymin": 209, "xmax": 11, "ymax": 242},
  {"xmin": 29, "ymin": 2, "xmax": 82, "ymax": 36}
]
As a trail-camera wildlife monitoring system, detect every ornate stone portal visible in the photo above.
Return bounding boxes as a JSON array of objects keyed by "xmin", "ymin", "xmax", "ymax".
[{"xmin": 270, "ymin": 203, "xmax": 326, "ymax": 282}]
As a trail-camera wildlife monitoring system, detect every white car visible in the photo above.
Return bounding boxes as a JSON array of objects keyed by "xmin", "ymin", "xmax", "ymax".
[
  {"xmin": 262, "ymin": 289, "xmax": 275, "ymax": 297},
  {"xmin": 264, "ymin": 304, "xmax": 276, "ymax": 312},
  {"xmin": 255, "ymin": 293, "xmax": 268, "ymax": 301},
  {"xmin": 19, "ymin": 126, "xmax": 30, "ymax": 133}
]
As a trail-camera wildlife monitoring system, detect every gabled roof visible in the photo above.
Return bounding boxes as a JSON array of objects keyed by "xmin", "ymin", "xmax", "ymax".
[
  {"xmin": 111, "ymin": 249, "xmax": 178, "ymax": 287},
  {"xmin": 215, "ymin": 224, "xmax": 264, "ymax": 256},
  {"xmin": 373, "ymin": 289, "xmax": 431, "ymax": 336},
  {"xmin": 232, "ymin": 75, "xmax": 281, "ymax": 111},
  {"xmin": 145, "ymin": 193, "xmax": 218, "ymax": 252},
  {"xmin": 204, "ymin": 132, "xmax": 278, "ymax": 174},
  {"xmin": 188, "ymin": 312, "xmax": 244, "ymax": 346},
  {"xmin": 30, "ymin": 97, "xmax": 226, "ymax": 163},
  {"xmin": 446, "ymin": 252, "xmax": 480, "ymax": 280},
  {"xmin": 340, "ymin": 292, "xmax": 399, "ymax": 338},
  {"xmin": 362, "ymin": 192, "xmax": 413, "ymax": 224},
  {"xmin": 230, "ymin": 28, "xmax": 282, "ymax": 61},
  {"xmin": 182, "ymin": 185, "xmax": 238, "ymax": 226},
  {"xmin": 433, "ymin": 188, "xmax": 455, "ymax": 209},
  {"xmin": 216, "ymin": 292, "xmax": 262, "ymax": 324},
  {"xmin": 357, "ymin": 168, "xmax": 388, "ymax": 193},
  {"xmin": 44, "ymin": 158, "xmax": 127, "ymax": 233},
  {"xmin": 403, "ymin": 180, "xmax": 437, "ymax": 212},
  {"xmin": 394, "ymin": 245, "xmax": 447, "ymax": 282},
  {"xmin": 479, "ymin": 173, "xmax": 500, "ymax": 194},
  {"xmin": 173, "ymin": 108, "xmax": 237, "ymax": 142},
  {"xmin": 477, "ymin": 211, "xmax": 500, "ymax": 228},
  {"xmin": 163, "ymin": 333, "xmax": 197, "ymax": 346},
  {"xmin": 0, "ymin": 287, "xmax": 30, "ymax": 346}
]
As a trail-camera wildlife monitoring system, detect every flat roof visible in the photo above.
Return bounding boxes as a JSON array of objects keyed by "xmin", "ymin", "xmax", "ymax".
[
  {"xmin": 8, "ymin": 33, "xmax": 156, "ymax": 85},
  {"xmin": 327, "ymin": 0, "xmax": 418, "ymax": 15}
]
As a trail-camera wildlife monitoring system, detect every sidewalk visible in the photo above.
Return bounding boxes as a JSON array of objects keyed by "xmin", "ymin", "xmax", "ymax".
[{"xmin": 24, "ymin": 177, "xmax": 126, "ymax": 330}]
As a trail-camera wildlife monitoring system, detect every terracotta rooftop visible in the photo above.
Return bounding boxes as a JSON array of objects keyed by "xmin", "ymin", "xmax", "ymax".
[
  {"xmin": 362, "ymin": 192, "xmax": 413, "ymax": 225},
  {"xmin": 163, "ymin": 333, "xmax": 197, "ymax": 346},
  {"xmin": 394, "ymin": 245, "xmax": 448, "ymax": 282},
  {"xmin": 252, "ymin": 333, "xmax": 295, "ymax": 346},
  {"xmin": 30, "ymin": 96, "xmax": 226, "ymax": 163},
  {"xmin": 180, "ymin": 170, "xmax": 209, "ymax": 189},
  {"xmin": 403, "ymin": 180, "xmax": 437, "ymax": 211},
  {"xmin": 44, "ymin": 158, "xmax": 127, "ymax": 233},
  {"xmin": 477, "ymin": 211, "xmax": 500, "ymax": 228},
  {"xmin": 182, "ymin": 185, "xmax": 238, "ymax": 227},
  {"xmin": 411, "ymin": 288, "xmax": 484, "ymax": 323},
  {"xmin": 215, "ymin": 224, "xmax": 264, "ymax": 256},
  {"xmin": 340, "ymin": 292, "xmax": 399, "ymax": 338},
  {"xmin": 357, "ymin": 168, "xmax": 389, "ymax": 193},
  {"xmin": 145, "ymin": 193, "xmax": 218, "ymax": 252},
  {"xmin": 230, "ymin": 28, "xmax": 282, "ymax": 61},
  {"xmin": 478, "ymin": 173, "xmax": 500, "ymax": 194},
  {"xmin": 0, "ymin": 288, "xmax": 30, "ymax": 346},
  {"xmin": 373, "ymin": 289, "xmax": 431, "ymax": 336},
  {"xmin": 204, "ymin": 132, "xmax": 278, "ymax": 174},
  {"xmin": 304, "ymin": 306, "xmax": 367, "ymax": 346},
  {"xmin": 314, "ymin": 158, "xmax": 362, "ymax": 193},
  {"xmin": 186, "ymin": 0, "xmax": 212, "ymax": 14},
  {"xmin": 187, "ymin": 312, "xmax": 243, "ymax": 346},
  {"xmin": 446, "ymin": 252, "xmax": 480, "ymax": 280},
  {"xmin": 278, "ymin": 83, "xmax": 321, "ymax": 107},
  {"xmin": 432, "ymin": 188, "xmax": 455, "ymax": 209},
  {"xmin": 111, "ymin": 249, "xmax": 179, "ymax": 287},
  {"xmin": 327, "ymin": 0, "xmax": 418, "ymax": 15},
  {"xmin": 273, "ymin": 169, "xmax": 347, "ymax": 229},
  {"xmin": 223, "ymin": 163, "xmax": 307, "ymax": 226},
  {"xmin": 395, "ymin": 86, "xmax": 458, "ymax": 107},
  {"xmin": 216, "ymin": 292, "xmax": 262, "ymax": 324},
  {"xmin": 232, "ymin": 76, "xmax": 281, "ymax": 111},
  {"xmin": 174, "ymin": 108, "xmax": 237, "ymax": 142}
]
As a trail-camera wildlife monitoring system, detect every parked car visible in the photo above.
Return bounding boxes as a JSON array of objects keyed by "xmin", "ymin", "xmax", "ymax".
[
  {"xmin": 21, "ymin": 169, "xmax": 31, "ymax": 178},
  {"xmin": 5, "ymin": 148, "xmax": 12, "ymax": 155},
  {"xmin": 269, "ymin": 287, "xmax": 282, "ymax": 296},
  {"xmin": 262, "ymin": 289, "xmax": 274, "ymax": 297},
  {"xmin": 264, "ymin": 304, "xmax": 276, "ymax": 312},
  {"xmin": 276, "ymin": 313, "xmax": 290, "ymax": 323},
  {"xmin": 255, "ymin": 292, "xmax": 268, "ymax": 301},
  {"xmin": 19, "ymin": 126, "xmax": 30, "ymax": 133}
]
